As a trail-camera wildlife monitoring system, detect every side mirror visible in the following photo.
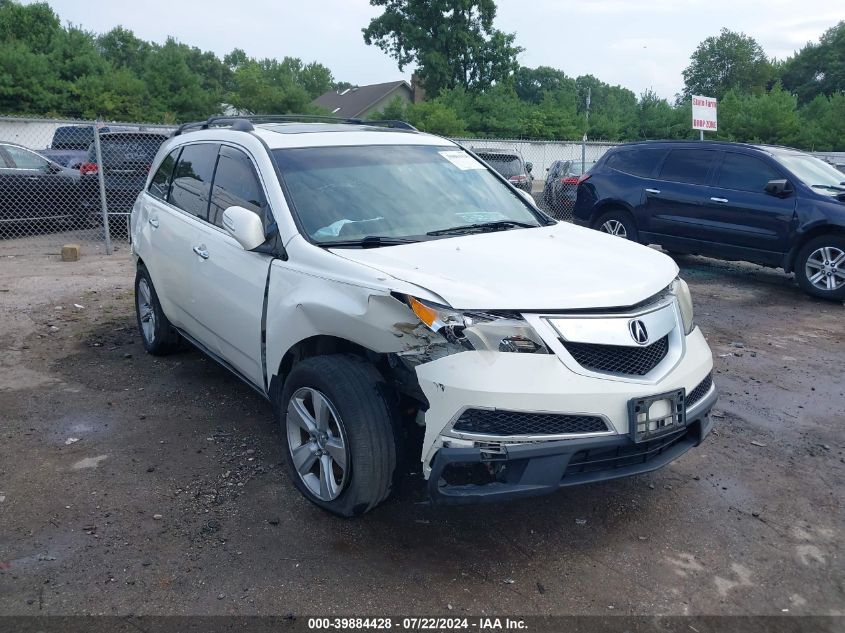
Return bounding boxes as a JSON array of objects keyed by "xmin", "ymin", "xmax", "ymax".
[
  {"xmin": 764, "ymin": 179, "xmax": 793, "ymax": 197},
  {"xmin": 222, "ymin": 206, "xmax": 266, "ymax": 251},
  {"xmin": 516, "ymin": 188, "xmax": 537, "ymax": 208},
  {"xmin": 525, "ymin": 161, "xmax": 533, "ymax": 173}
]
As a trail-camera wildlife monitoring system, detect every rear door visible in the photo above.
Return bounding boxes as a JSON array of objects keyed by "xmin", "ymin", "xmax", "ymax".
[
  {"xmin": 189, "ymin": 144, "xmax": 273, "ymax": 388},
  {"xmin": 641, "ymin": 148, "xmax": 717, "ymax": 239},
  {"xmin": 704, "ymin": 151, "xmax": 795, "ymax": 256},
  {"xmin": 145, "ymin": 142, "xmax": 219, "ymax": 333}
]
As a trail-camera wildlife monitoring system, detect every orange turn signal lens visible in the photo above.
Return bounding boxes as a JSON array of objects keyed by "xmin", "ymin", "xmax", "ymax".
[{"xmin": 409, "ymin": 297, "xmax": 438, "ymax": 328}]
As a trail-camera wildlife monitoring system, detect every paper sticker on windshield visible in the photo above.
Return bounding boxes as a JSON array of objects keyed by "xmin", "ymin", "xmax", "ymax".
[{"xmin": 439, "ymin": 150, "xmax": 485, "ymax": 170}]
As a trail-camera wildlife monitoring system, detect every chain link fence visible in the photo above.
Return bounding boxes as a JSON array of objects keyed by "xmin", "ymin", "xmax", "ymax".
[
  {"xmin": 452, "ymin": 138, "xmax": 618, "ymax": 220},
  {"xmin": 0, "ymin": 116, "xmax": 175, "ymax": 256}
]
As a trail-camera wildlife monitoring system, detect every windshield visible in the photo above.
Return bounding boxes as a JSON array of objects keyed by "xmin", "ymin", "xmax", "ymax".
[
  {"xmin": 476, "ymin": 153, "xmax": 524, "ymax": 177},
  {"xmin": 271, "ymin": 145, "xmax": 542, "ymax": 244},
  {"xmin": 772, "ymin": 151, "xmax": 845, "ymax": 188}
]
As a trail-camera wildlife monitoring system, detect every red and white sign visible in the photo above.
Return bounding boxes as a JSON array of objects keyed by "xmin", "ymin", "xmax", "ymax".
[{"xmin": 692, "ymin": 95, "xmax": 717, "ymax": 131}]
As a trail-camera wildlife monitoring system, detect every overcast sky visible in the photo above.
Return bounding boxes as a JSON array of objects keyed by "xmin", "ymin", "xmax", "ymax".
[{"xmin": 28, "ymin": 0, "xmax": 844, "ymax": 100}]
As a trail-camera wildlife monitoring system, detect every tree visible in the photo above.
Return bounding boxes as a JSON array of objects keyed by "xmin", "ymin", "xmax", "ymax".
[
  {"xmin": 781, "ymin": 21, "xmax": 845, "ymax": 104},
  {"xmin": 635, "ymin": 90, "xmax": 677, "ymax": 140},
  {"xmin": 514, "ymin": 66, "xmax": 574, "ymax": 104},
  {"xmin": 680, "ymin": 28, "xmax": 773, "ymax": 102},
  {"xmin": 362, "ymin": 0, "xmax": 522, "ymax": 95}
]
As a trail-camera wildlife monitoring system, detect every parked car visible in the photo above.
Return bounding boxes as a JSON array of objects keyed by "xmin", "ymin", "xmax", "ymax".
[
  {"xmin": 574, "ymin": 140, "xmax": 845, "ymax": 301},
  {"xmin": 131, "ymin": 117, "xmax": 716, "ymax": 516},
  {"xmin": 0, "ymin": 142, "xmax": 81, "ymax": 235},
  {"xmin": 543, "ymin": 159, "xmax": 594, "ymax": 218},
  {"xmin": 80, "ymin": 131, "xmax": 169, "ymax": 227},
  {"xmin": 38, "ymin": 125, "xmax": 120, "ymax": 169},
  {"xmin": 472, "ymin": 147, "xmax": 534, "ymax": 191}
]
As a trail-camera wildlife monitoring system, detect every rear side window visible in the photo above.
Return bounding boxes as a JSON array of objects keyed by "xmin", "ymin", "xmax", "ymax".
[
  {"xmin": 717, "ymin": 153, "xmax": 781, "ymax": 192},
  {"xmin": 148, "ymin": 149, "xmax": 181, "ymax": 201},
  {"xmin": 169, "ymin": 143, "xmax": 219, "ymax": 219},
  {"xmin": 606, "ymin": 148, "xmax": 665, "ymax": 178},
  {"xmin": 658, "ymin": 149, "xmax": 716, "ymax": 185},
  {"xmin": 208, "ymin": 147, "xmax": 268, "ymax": 229},
  {"xmin": 4, "ymin": 145, "xmax": 49, "ymax": 170}
]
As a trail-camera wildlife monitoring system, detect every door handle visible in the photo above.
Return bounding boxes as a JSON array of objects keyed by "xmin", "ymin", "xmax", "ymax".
[
  {"xmin": 148, "ymin": 217, "xmax": 159, "ymax": 229},
  {"xmin": 192, "ymin": 245, "xmax": 209, "ymax": 259},
  {"xmin": 645, "ymin": 188, "xmax": 661, "ymax": 194},
  {"xmin": 710, "ymin": 197, "xmax": 729, "ymax": 204}
]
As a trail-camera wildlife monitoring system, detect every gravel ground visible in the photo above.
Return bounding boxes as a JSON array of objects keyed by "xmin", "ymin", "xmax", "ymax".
[{"xmin": 0, "ymin": 235, "xmax": 843, "ymax": 618}]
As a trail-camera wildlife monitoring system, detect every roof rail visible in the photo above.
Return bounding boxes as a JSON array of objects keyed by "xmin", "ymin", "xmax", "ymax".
[{"xmin": 172, "ymin": 114, "xmax": 417, "ymax": 136}]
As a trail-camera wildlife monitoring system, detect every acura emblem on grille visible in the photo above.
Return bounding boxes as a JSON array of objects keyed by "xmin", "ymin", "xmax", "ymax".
[{"xmin": 629, "ymin": 319, "xmax": 649, "ymax": 345}]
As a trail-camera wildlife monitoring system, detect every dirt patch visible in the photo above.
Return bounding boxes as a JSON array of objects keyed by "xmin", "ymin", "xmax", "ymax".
[{"xmin": 0, "ymin": 246, "xmax": 843, "ymax": 617}]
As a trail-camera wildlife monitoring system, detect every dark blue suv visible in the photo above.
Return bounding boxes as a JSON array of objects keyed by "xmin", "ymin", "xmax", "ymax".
[{"xmin": 573, "ymin": 141, "xmax": 845, "ymax": 300}]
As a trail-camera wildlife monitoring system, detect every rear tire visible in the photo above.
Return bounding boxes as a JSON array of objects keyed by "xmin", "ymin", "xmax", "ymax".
[
  {"xmin": 134, "ymin": 266, "xmax": 182, "ymax": 355},
  {"xmin": 277, "ymin": 355, "xmax": 398, "ymax": 517},
  {"xmin": 594, "ymin": 210, "xmax": 639, "ymax": 242},
  {"xmin": 795, "ymin": 235, "xmax": 845, "ymax": 300}
]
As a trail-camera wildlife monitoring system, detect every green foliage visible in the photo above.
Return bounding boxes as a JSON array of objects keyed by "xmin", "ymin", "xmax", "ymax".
[
  {"xmin": 225, "ymin": 53, "xmax": 331, "ymax": 115},
  {"xmin": 1, "ymin": 0, "xmax": 844, "ymax": 150},
  {"xmin": 681, "ymin": 28, "xmax": 774, "ymax": 101},
  {"xmin": 0, "ymin": 0, "xmax": 336, "ymax": 122},
  {"xmin": 781, "ymin": 21, "xmax": 845, "ymax": 104},
  {"xmin": 363, "ymin": 0, "xmax": 521, "ymax": 95}
]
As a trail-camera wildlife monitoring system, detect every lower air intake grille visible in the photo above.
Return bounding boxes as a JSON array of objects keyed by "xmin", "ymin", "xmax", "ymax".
[
  {"xmin": 687, "ymin": 372, "xmax": 713, "ymax": 408},
  {"xmin": 562, "ymin": 335, "xmax": 669, "ymax": 376},
  {"xmin": 452, "ymin": 409, "xmax": 608, "ymax": 436}
]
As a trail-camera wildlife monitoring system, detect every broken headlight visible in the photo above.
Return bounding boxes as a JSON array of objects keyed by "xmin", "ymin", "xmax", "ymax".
[
  {"xmin": 406, "ymin": 296, "xmax": 549, "ymax": 354},
  {"xmin": 671, "ymin": 278, "xmax": 695, "ymax": 335}
]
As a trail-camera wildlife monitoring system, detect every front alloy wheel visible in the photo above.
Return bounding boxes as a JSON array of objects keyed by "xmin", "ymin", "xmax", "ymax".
[
  {"xmin": 286, "ymin": 387, "xmax": 350, "ymax": 501},
  {"xmin": 804, "ymin": 246, "xmax": 845, "ymax": 292},
  {"xmin": 796, "ymin": 235, "xmax": 845, "ymax": 300}
]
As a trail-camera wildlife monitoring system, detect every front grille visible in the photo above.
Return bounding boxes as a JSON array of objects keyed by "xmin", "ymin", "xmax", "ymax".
[
  {"xmin": 452, "ymin": 409, "xmax": 608, "ymax": 436},
  {"xmin": 565, "ymin": 426, "xmax": 690, "ymax": 477},
  {"xmin": 687, "ymin": 372, "xmax": 713, "ymax": 408},
  {"xmin": 562, "ymin": 335, "xmax": 669, "ymax": 376}
]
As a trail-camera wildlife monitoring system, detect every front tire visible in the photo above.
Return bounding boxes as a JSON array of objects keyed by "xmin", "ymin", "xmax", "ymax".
[
  {"xmin": 278, "ymin": 355, "xmax": 398, "ymax": 517},
  {"xmin": 134, "ymin": 266, "xmax": 182, "ymax": 355},
  {"xmin": 594, "ymin": 210, "xmax": 639, "ymax": 241},
  {"xmin": 796, "ymin": 235, "xmax": 845, "ymax": 300}
]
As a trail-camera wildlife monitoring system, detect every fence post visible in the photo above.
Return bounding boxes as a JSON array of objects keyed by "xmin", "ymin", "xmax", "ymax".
[
  {"xmin": 581, "ymin": 135, "xmax": 587, "ymax": 174},
  {"xmin": 92, "ymin": 125, "xmax": 113, "ymax": 255}
]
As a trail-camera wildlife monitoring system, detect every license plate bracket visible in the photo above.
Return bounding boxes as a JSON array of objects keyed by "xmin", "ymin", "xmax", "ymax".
[{"xmin": 628, "ymin": 389, "xmax": 686, "ymax": 443}]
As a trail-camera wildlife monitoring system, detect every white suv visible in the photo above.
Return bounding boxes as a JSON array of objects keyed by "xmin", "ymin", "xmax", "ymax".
[{"xmin": 130, "ymin": 116, "xmax": 717, "ymax": 516}]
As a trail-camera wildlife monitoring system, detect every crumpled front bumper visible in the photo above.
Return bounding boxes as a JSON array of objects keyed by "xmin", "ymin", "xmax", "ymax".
[{"xmin": 426, "ymin": 386, "xmax": 716, "ymax": 505}]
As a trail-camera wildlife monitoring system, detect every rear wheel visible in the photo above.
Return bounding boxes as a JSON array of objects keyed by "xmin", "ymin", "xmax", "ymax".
[
  {"xmin": 595, "ymin": 210, "xmax": 639, "ymax": 241},
  {"xmin": 796, "ymin": 235, "xmax": 845, "ymax": 300},
  {"xmin": 278, "ymin": 355, "xmax": 398, "ymax": 517},
  {"xmin": 134, "ymin": 266, "xmax": 182, "ymax": 355}
]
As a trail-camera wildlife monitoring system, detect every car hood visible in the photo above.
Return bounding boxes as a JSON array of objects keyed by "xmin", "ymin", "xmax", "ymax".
[{"xmin": 330, "ymin": 223, "xmax": 679, "ymax": 310}]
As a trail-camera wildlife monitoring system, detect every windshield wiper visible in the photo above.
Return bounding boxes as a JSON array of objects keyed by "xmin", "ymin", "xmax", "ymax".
[
  {"xmin": 322, "ymin": 235, "xmax": 421, "ymax": 249},
  {"xmin": 426, "ymin": 220, "xmax": 537, "ymax": 236},
  {"xmin": 811, "ymin": 183, "xmax": 845, "ymax": 191}
]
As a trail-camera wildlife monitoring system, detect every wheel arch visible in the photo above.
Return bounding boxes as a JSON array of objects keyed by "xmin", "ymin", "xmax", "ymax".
[
  {"xmin": 783, "ymin": 224, "xmax": 845, "ymax": 273},
  {"xmin": 590, "ymin": 201, "xmax": 637, "ymax": 229},
  {"xmin": 269, "ymin": 335, "xmax": 383, "ymax": 407}
]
